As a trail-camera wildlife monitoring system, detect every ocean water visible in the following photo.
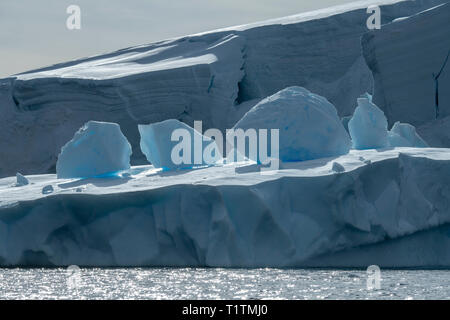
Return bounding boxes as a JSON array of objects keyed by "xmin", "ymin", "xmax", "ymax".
[{"xmin": 0, "ymin": 268, "xmax": 448, "ymax": 300}]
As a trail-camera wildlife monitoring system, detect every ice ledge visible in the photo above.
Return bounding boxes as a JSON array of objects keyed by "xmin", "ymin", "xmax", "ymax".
[{"xmin": 1, "ymin": 148, "xmax": 450, "ymax": 267}]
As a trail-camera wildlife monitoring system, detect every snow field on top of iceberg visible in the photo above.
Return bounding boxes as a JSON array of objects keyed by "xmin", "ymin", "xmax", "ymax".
[
  {"xmin": 233, "ymin": 86, "xmax": 352, "ymax": 162},
  {"xmin": 56, "ymin": 121, "xmax": 132, "ymax": 179}
]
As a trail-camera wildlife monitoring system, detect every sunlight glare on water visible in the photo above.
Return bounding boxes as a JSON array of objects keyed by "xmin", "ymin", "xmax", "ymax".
[{"xmin": 0, "ymin": 268, "xmax": 448, "ymax": 300}]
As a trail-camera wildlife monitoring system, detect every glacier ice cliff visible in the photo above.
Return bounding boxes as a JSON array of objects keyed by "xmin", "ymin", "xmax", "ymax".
[
  {"xmin": 362, "ymin": 2, "xmax": 450, "ymax": 127},
  {"xmin": 0, "ymin": 0, "xmax": 444, "ymax": 178},
  {"xmin": 1, "ymin": 148, "xmax": 450, "ymax": 267}
]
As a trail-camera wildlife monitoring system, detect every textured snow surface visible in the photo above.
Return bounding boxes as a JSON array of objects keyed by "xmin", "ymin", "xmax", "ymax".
[
  {"xmin": 362, "ymin": 2, "xmax": 450, "ymax": 126},
  {"xmin": 0, "ymin": 0, "xmax": 443, "ymax": 178},
  {"xmin": 349, "ymin": 95, "xmax": 389, "ymax": 149},
  {"xmin": 233, "ymin": 86, "xmax": 351, "ymax": 161},
  {"xmin": 56, "ymin": 121, "xmax": 132, "ymax": 179},
  {"xmin": 388, "ymin": 122, "xmax": 428, "ymax": 148},
  {"xmin": 1, "ymin": 148, "xmax": 450, "ymax": 267},
  {"xmin": 138, "ymin": 119, "xmax": 219, "ymax": 170}
]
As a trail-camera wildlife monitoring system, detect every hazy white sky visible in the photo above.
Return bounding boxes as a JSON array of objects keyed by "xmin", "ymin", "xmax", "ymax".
[{"xmin": 0, "ymin": 0, "xmax": 356, "ymax": 77}]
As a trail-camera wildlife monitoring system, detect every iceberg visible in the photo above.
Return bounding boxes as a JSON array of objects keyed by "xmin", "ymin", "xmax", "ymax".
[
  {"xmin": 233, "ymin": 86, "xmax": 351, "ymax": 162},
  {"xmin": 1, "ymin": 148, "xmax": 450, "ymax": 267},
  {"xmin": 388, "ymin": 122, "xmax": 429, "ymax": 147},
  {"xmin": 0, "ymin": 0, "xmax": 443, "ymax": 178},
  {"xmin": 418, "ymin": 116, "xmax": 450, "ymax": 147},
  {"xmin": 348, "ymin": 94, "xmax": 388, "ymax": 149},
  {"xmin": 56, "ymin": 121, "xmax": 132, "ymax": 179},
  {"xmin": 138, "ymin": 119, "xmax": 220, "ymax": 170},
  {"xmin": 362, "ymin": 2, "xmax": 450, "ymax": 127}
]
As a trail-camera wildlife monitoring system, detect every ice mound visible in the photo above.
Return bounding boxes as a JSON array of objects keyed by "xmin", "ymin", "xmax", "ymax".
[
  {"xmin": 56, "ymin": 121, "xmax": 132, "ymax": 179},
  {"xmin": 331, "ymin": 162, "xmax": 345, "ymax": 173},
  {"xmin": 138, "ymin": 119, "xmax": 220, "ymax": 170},
  {"xmin": 233, "ymin": 86, "xmax": 351, "ymax": 162},
  {"xmin": 388, "ymin": 122, "xmax": 429, "ymax": 148},
  {"xmin": 15, "ymin": 173, "xmax": 29, "ymax": 186},
  {"xmin": 42, "ymin": 185, "xmax": 54, "ymax": 194},
  {"xmin": 348, "ymin": 94, "xmax": 388, "ymax": 149}
]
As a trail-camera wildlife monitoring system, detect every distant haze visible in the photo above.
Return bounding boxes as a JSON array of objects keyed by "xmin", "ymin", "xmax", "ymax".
[{"xmin": 0, "ymin": 0, "xmax": 357, "ymax": 78}]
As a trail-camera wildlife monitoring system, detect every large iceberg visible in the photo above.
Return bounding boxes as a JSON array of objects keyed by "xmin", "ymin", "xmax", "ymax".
[
  {"xmin": 138, "ymin": 119, "xmax": 220, "ymax": 170},
  {"xmin": 0, "ymin": 0, "xmax": 443, "ymax": 178},
  {"xmin": 56, "ymin": 121, "xmax": 132, "ymax": 178},
  {"xmin": 233, "ymin": 86, "xmax": 351, "ymax": 162},
  {"xmin": 348, "ymin": 94, "xmax": 388, "ymax": 149},
  {"xmin": 388, "ymin": 122, "xmax": 429, "ymax": 148},
  {"xmin": 1, "ymin": 148, "xmax": 450, "ymax": 267}
]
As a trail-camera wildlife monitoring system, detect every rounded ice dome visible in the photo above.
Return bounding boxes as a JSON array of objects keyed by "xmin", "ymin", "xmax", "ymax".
[{"xmin": 233, "ymin": 86, "xmax": 351, "ymax": 162}]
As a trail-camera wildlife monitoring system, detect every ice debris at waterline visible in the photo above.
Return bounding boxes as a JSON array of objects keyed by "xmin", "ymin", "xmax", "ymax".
[
  {"xmin": 138, "ymin": 119, "xmax": 221, "ymax": 170},
  {"xmin": 233, "ymin": 86, "xmax": 351, "ymax": 162},
  {"xmin": 56, "ymin": 121, "xmax": 132, "ymax": 179},
  {"xmin": 1, "ymin": 148, "xmax": 450, "ymax": 267}
]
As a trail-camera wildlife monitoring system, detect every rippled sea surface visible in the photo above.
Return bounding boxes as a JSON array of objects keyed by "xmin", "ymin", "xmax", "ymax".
[{"xmin": 0, "ymin": 268, "xmax": 448, "ymax": 299}]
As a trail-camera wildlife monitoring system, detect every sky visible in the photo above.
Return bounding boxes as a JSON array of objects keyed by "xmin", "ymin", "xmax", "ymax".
[{"xmin": 0, "ymin": 0, "xmax": 356, "ymax": 78}]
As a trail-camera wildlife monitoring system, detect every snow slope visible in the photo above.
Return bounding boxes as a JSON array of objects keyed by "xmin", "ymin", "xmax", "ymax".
[
  {"xmin": 1, "ymin": 148, "xmax": 450, "ymax": 267},
  {"xmin": 0, "ymin": 0, "xmax": 444, "ymax": 178},
  {"xmin": 362, "ymin": 2, "xmax": 450, "ymax": 127}
]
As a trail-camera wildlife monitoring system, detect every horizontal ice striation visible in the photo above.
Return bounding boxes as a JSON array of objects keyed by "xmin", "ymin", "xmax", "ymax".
[
  {"xmin": 1, "ymin": 148, "xmax": 450, "ymax": 267},
  {"xmin": 0, "ymin": 34, "xmax": 245, "ymax": 178},
  {"xmin": 362, "ymin": 2, "xmax": 450, "ymax": 127},
  {"xmin": 0, "ymin": 0, "xmax": 443, "ymax": 178}
]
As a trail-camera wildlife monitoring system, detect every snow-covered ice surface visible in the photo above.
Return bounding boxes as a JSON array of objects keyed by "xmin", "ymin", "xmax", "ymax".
[
  {"xmin": 233, "ymin": 86, "xmax": 351, "ymax": 161},
  {"xmin": 1, "ymin": 148, "xmax": 450, "ymax": 267},
  {"xmin": 15, "ymin": 173, "xmax": 29, "ymax": 187},
  {"xmin": 0, "ymin": 0, "xmax": 444, "ymax": 178},
  {"xmin": 56, "ymin": 121, "xmax": 132, "ymax": 178},
  {"xmin": 362, "ymin": 2, "xmax": 450, "ymax": 127}
]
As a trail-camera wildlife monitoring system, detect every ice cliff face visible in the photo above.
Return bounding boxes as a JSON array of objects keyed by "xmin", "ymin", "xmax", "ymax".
[
  {"xmin": 0, "ymin": 0, "xmax": 444, "ymax": 178},
  {"xmin": 362, "ymin": 2, "xmax": 450, "ymax": 127},
  {"xmin": 1, "ymin": 148, "xmax": 450, "ymax": 267}
]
